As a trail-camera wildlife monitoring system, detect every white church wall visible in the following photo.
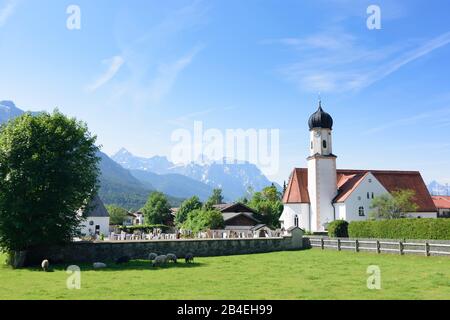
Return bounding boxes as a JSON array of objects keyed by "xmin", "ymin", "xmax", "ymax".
[
  {"xmin": 334, "ymin": 203, "xmax": 346, "ymax": 221},
  {"xmin": 79, "ymin": 217, "xmax": 110, "ymax": 237},
  {"xmin": 309, "ymin": 157, "xmax": 337, "ymax": 232},
  {"xmin": 280, "ymin": 203, "xmax": 310, "ymax": 231},
  {"xmin": 342, "ymin": 173, "xmax": 388, "ymax": 222}
]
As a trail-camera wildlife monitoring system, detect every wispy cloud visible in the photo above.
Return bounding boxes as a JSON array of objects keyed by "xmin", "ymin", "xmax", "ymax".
[
  {"xmin": 107, "ymin": 0, "xmax": 209, "ymax": 106},
  {"xmin": 266, "ymin": 31, "xmax": 450, "ymax": 93},
  {"xmin": 86, "ymin": 56, "xmax": 124, "ymax": 92},
  {"xmin": 0, "ymin": 0, "xmax": 18, "ymax": 27},
  {"xmin": 147, "ymin": 45, "xmax": 203, "ymax": 103},
  {"xmin": 363, "ymin": 107, "xmax": 450, "ymax": 135}
]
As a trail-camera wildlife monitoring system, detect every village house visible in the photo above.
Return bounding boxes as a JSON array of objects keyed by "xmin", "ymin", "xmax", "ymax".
[
  {"xmin": 280, "ymin": 102, "xmax": 438, "ymax": 232},
  {"xmin": 213, "ymin": 203, "xmax": 269, "ymax": 232},
  {"xmin": 123, "ymin": 211, "xmax": 144, "ymax": 226},
  {"xmin": 78, "ymin": 196, "xmax": 110, "ymax": 237},
  {"xmin": 432, "ymin": 196, "xmax": 450, "ymax": 218}
]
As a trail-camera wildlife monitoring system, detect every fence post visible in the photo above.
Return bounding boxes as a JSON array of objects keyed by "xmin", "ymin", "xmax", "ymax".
[
  {"xmin": 355, "ymin": 239, "xmax": 359, "ymax": 253},
  {"xmin": 399, "ymin": 241, "xmax": 404, "ymax": 255},
  {"xmin": 376, "ymin": 240, "xmax": 381, "ymax": 254},
  {"xmin": 337, "ymin": 239, "xmax": 341, "ymax": 251},
  {"xmin": 320, "ymin": 238, "xmax": 324, "ymax": 250},
  {"xmin": 425, "ymin": 242, "xmax": 430, "ymax": 257}
]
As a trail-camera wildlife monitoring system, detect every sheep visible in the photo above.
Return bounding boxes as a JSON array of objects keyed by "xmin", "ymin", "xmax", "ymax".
[
  {"xmin": 152, "ymin": 255, "xmax": 167, "ymax": 267},
  {"xmin": 148, "ymin": 253, "xmax": 158, "ymax": 261},
  {"xmin": 166, "ymin": 253, "xmax": 177, "ymax": 263},
  {"xmin": 115, "ymin": 256, "xmax": 130, "ymax": 264},
  {"xmin": 93, "ymin": 262, "xmax": 107, "ymax": 269},
  {"xmin": 41, "ymin": 259, "xmax": 49, "ymax": 272},
  {"xmin": 185, "ymin": 253, "xmax": 194, "ymax": 264}
]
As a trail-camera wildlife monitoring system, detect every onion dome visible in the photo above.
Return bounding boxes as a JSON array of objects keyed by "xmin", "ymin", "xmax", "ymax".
[{"xmin": 308, "ymin": 101, "xmax": 333, "ymax": 130}]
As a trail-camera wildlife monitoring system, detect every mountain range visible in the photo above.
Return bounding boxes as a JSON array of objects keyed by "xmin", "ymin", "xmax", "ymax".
[
  {"xmin": 0, "ymin": 101, "xmax": 279, "ymax": 209},
  {"xmin": 427, "ymin": 181, "xmax": 449, "ymax": 196},
  {"xmin": 3, "ymin": 100, "xmax": 449, "ymax": 208},
  {"xmin": 112, "ymin": 148, "xmax": 280, "ymax": 201},
  {"xmin": 0, "ymin": 100, "xmax": 25, "ymax": 123}
]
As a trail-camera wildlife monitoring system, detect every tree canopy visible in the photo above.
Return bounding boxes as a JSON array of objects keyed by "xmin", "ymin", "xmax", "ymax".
[
  {"xmin": 369, "ymin": 189, "xmax": 419, "ymax": 219},
  {"xmin": 0, "ymin": 111, "xmax": 100, "ymax": 252},
  {"xmin": 204, "ymin": 188, "xmax": 224, "ymax": 209},
  {"xmin": 247, "ymin": 184, "xmax": 283, "ymax": 228},
  {"xmin": 106, "ymin": 205, "xmax": 128, "ymax": 225},
  {"xmin": 182, "ymin": 208, "xmax": 224, "ymax": 233},
  {"xmin": 175, "ymin": 196, "xmax": 202, "ymax": 226},
  {"xmin": 142, "ymin": 192, "xmax": 171, "ymax": 225}
]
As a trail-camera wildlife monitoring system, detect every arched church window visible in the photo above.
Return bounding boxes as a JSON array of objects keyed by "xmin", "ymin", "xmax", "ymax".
[
  {"xmin": 294, "ymin": 215, "xmax": 299, "ymax": 227},
  {"xmin": 372, "ymin": 192, "xmax": 375, "ymax": 199},
  {"xmin": 322, "ymin": 140, "xmax": 327, "ymax": 148},
  {"xmin": 367, "ymin": 192, "xmax": 370, "ymax": 199},
  {"xmin": 359, "ymin": 207, "xmax": 365, "ymax": 216},
  {"xmin": 311, "ymin": 141, "xmax": 313, "ymax": 149}
]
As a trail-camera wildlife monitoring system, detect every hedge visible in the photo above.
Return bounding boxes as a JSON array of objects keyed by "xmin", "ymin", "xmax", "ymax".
[
  {"xmin": 328, "ymin": 220, "xmax": 349, "ymax": 238},
  {"xmin": 118, "ymin": 224, "xmax": 170, "ymax": 233},
  {"xmin": 348, "ymin": 219, "xmax": 450, "ymax": 240}
]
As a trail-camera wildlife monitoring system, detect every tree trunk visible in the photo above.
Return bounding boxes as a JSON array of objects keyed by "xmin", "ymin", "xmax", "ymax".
[{"xmin": 7, "ymin": 250, "xmax": 28, "ymax": 269}]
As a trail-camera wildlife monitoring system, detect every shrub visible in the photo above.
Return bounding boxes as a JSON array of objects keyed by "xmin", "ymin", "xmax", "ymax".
[
  {"xmin": 327, "ymin": 220, "xmax": 349, "ymax": 238},
  {"xmin": 348, "ymin": 219, "xmax": 450, "ymax": 240},
  {"xmin": 182, "ymin": 209, "xmax": 225, "ymax": 233},
  {"xmin": 118, "ymin": 224, "xmax": 169, "ymax": 233}
]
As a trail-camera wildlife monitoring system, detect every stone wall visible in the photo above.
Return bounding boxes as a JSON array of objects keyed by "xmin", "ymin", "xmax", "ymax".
[{"xmin": 25, "ymin": 228, "xmax": 304, "ymax": 265}]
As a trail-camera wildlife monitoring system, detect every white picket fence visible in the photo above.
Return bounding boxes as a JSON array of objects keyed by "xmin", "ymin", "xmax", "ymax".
[{"xmin": 307, "ymin": 237, "xmax": 450, "ymax": 257}]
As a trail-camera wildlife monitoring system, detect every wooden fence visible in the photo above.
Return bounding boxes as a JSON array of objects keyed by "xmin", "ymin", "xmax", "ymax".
[{"xmin": 306, "ymin": 237, "xmax": 450, "ymax": 257}]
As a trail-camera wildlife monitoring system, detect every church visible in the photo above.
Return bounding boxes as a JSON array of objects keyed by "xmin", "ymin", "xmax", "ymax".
[{"xmin": 280, "ymin": 102, "xmax": 437, "ymax": 233}]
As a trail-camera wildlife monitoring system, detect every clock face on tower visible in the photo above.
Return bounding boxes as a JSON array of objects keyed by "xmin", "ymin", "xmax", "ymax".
[{"xmin": 314, "ymin": 131, "xmax": 321, "ymax": 138}]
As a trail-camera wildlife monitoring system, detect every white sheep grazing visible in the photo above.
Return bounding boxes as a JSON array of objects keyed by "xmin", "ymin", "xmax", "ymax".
[
  {"xmin": 93, "ymin": 262, "xmax": 107, "ymax": 269},
  {"xmin": 166, "ymin": 253, "xmax": 177, "ymax": 263},
  {"xmin": 152, "ymin": 255, "xmax": 167, "ymax": 267},
  {"xmin": 148, "ymin": 253, "xmax": 158, "ymax": 261},
  {"xmin": 41, "ymin": 260, "xmax": 49, "ymax": 272}
]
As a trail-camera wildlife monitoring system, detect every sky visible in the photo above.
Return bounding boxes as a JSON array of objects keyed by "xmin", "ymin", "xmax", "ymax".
[{"xmin": 0, "ymin": 0, "xmax": 450, "ymax": 185}]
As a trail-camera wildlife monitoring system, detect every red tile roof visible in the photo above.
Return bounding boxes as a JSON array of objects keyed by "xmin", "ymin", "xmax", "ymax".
[
  {"xmin": 283, "ymin": 168, "xmax": 437, "ymax": 212},
  {"xmin": 432, "ymin": 196, "xmax": 450, "ymax": 209},
  {"xmin": 282, "ymin": 168, "xmax": 310, "ymax": 203}
]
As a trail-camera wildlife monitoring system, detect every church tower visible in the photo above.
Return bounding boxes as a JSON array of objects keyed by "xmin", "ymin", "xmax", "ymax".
[{"xmin": 307, "ymin": 101, "xmax": 337, "ymax": 232}]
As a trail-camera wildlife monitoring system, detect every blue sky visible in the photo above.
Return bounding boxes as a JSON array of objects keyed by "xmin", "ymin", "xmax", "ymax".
[{"xmin": 1, "ymin": 0, "xmax": 450, "ymax": 185}]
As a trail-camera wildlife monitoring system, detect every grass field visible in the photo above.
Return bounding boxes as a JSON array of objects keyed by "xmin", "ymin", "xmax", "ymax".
[{"xmin": 0, "ymin": 249, "xmax": 449, "ymax": 300}]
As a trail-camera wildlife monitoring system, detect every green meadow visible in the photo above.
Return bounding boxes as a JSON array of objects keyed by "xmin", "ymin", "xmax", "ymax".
[{"xmin": 0, "ymin": 249, "xmax": 449, "ymax": 300}]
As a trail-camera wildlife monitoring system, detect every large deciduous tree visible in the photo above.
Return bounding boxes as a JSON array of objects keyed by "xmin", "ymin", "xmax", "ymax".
[
  {"xmin": 175, "ymin": 196, "xmax": 202, "ymax": 227},
  {"xmin": 0, "ymin": 111, "xmax": 100, "ymax": 259},
  {"xmin": 369, "ymin": 189, "xmax": 419, "ymax": 220},
  {"xmin": 248, "ymin": 184, "xmax": 283, "ymax": 228},
  {"xmin": 142, "ymin": 192, "xmax": 171, "ymax": 225}
]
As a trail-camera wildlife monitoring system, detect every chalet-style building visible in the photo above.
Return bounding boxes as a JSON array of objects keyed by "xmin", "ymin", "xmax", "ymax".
[
  {"xmin": 280, "ymin": 102, "xmax": 438, "ymax": 232},
  {"xmin": 212, "ymin": 203, "xmax": 267, "ymax": 231},
  {"xmin": 432, "ymin": 196, "xmax": 450, "ymax": 218}
]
